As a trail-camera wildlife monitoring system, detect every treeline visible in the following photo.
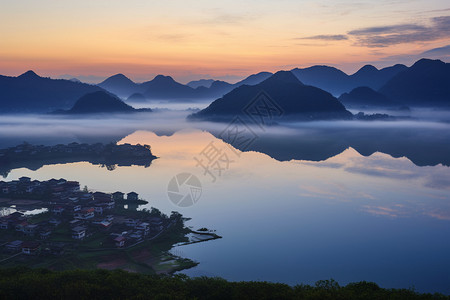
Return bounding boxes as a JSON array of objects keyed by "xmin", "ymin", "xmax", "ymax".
[{"xmin": 0, "ymin": 268, "xmax": 448, "ymax": 300}]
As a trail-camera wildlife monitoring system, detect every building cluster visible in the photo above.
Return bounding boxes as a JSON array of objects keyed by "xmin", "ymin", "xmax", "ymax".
[{"xmin": 0, "ymin": 177, "xmax": 167, "ymax": 256}]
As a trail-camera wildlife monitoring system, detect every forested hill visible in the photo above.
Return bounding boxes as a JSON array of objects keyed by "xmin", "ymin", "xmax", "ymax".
[{"xmin": 0, "ymin": 268, "xmax": 447, "ymax": 300}]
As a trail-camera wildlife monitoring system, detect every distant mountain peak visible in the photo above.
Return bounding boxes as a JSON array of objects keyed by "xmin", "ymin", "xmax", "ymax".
[
  {"xmin": 110, "ymin": 73, "xmax": 130, "ymax": 79},
  {"xmin": 153, "ymin": 74, "xmax": 175, "ymax": 82},
  {"xmin": 411, "ymin": 58, "xmax": 445, "ymax": 69},
  {"xmin": 69, "ymin": 91, "xmax": 135, "ymax": 113},
  {"xmin": 18, "ymin": 70, "xmax": 39, "ymax": 79},
  {"xmin": 357, "ymin": 65, "xmax": 378, "ymax": 73},
  {"xmin": 103, "ymin": 73, "xmax": 134, "ymax": 83},
  {"xmin": 262, "ymin": 71, "xmax": 302, "ymax": 85}
]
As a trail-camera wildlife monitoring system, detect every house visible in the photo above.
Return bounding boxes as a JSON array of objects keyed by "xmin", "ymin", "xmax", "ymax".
[
  {"xmin": 21, "ymin": 241, "xmax": 41, "ymax": 255},
  {"xmin": 52, "ymin": 206, "xmax": 65, "ymax": 215},
  {"xmin": 39, "ymin": 228, "xmax": 52, "ymax": 239},
  {"xmin": 68, "ymin": 196, "xmax": 79, "ymax": 203},
  {"xmin": 79, "ymin": 193, "xmax": 93, "ymax": 201},
  {"xmin": 5, "ymin": 240, "xmax": 23, "ymax": 252},
  {"xmin": 94, "ymin": 205, "xmax": 104, "ymax": 215},
  {"xmin": 112, "ymin": 192, "xmax": 125, "ymax": 201},
  {"xmin": 127, "ymin": 192, "xmax": 139, "ymax": 201},
  {"xmin": 74, "ymin": 208, "xmax": 94, "ymax": 220},
  {"xmin": 23, "ymin": 224, "xmax": 39, "ymax": 236},
  {"xmin": 92, "ymin": 218, "xmax": 112, "ymax": 228},
  {"xmin": 93, "ymin": 192, "xmax": 112, "ymax": 202},
  {"xmin": 0, "ymin": 220, "xmax": 9, "ymax": 229},
  {"xmin": 72, "ymin": 226, "xmax": 86, "ymax": 240},
  {"xmin": 48, "ymin": 218, "xmax": 61, "ymax": 227},
  {"xmin": 19, "ymin": 176, "xmax": 31, "ymax": 183},
  {"xmin": 136, "ymin": 222, "xmax": 150, "ymax": 235},
  {"xmin": 15, "ymin": 221, "xmax": 28, "ymax": 232},
  {"xmin": 114, "ymin": 236, "xmax": 126, "ymax": 248},
  {"xmin": 129, "ymin": 231, "xmax": 144, "ymax": 241},
  {"xmin": 64, "ymin": 181, "xmax": 80, "ymax": 193},
  {"xmin": 125, "ymin": 218, "xmax": 139, "ymax": 227}
]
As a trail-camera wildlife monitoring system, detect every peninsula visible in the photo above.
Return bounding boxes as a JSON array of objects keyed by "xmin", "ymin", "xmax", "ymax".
[{"xmin": 0, "ymin": 177, "xmax": 220, "ymax": 274}]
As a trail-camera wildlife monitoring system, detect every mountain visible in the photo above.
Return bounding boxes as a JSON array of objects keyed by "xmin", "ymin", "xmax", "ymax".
[
  {"xmin": 98, "ymin": 72, "xmax": 275, "ymax": 102},
  {"xmin": 291, "ymin": 66, "xmax": 349, "ymax": 95},
  {"xmin": 141, "ymin": 75, "xmax": 197, "ymax": 100},
  {"xmin": 235, "ymin": 72, "xmax": 273, "ymax": 86},
  {"xmin": 189, "ymin": 71, "xmax": 352, "ymax": 122},
  {"xmin": 127, "ymin": 93, "xmax": 147, "ymax": 102},
  {"xmin": 53, "ymin": 91, "xmax": 152, "ymax": 115},
  {"xmin": 291, "ymin": 64, "xmax": 406, "ymax": 96},
  {"xmin": 350, "ymin": 64, "xmax": 407, "ymax": 90},
  {"xmin": 62, "ymin": 91, "xmax": 141, "ymax": 114},
  {"xmin": 0, "ymin": 71, "xmax": 105, "ymax": 113},
  {"xmin": 187, "ymin": 79, "xmax": 215, "ymax": 89},
  {"xmin": 379, "ymin": 59, "xmax": 450, "ymax": 106},
  {"xmin": 98, "ymin": 74, "xmax": 139, "ymax": 98},
  {"xmin": 339, "ymin": 87, "xmax": 398, "ymax": 108}
]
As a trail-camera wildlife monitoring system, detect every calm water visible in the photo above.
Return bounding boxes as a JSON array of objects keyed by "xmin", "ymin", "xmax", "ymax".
[{"xmin": 1, "ymin": 112, "xmax": 450, "ymax": 293}]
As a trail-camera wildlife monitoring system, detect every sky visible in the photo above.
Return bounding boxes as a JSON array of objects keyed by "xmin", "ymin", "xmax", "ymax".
[{"xmin": 1, "ymin": 0, "xmax": 450, "ymax": 83}]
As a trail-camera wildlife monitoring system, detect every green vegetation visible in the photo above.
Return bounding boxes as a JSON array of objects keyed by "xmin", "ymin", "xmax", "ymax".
[{"xmin": 0, "ymin": 268, "xmax": 447, "ymax": 300}]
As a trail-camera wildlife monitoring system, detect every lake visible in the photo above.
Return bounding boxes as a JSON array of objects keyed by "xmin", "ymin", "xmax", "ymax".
[{"xmin": 1, "ymin": 111, "xmax": 449, "ymax": 293}]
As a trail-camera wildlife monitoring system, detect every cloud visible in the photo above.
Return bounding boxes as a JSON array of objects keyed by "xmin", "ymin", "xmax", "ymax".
[
  {"xmin": 421, "ymin": 44, "xmax": 450, "ymax": 57},
  {"xmin": 301, "ymin": 15, "xmax": 450, "ymax": 48},
  {"xmin": 296, "ymin": 34, "xmax": 348, "ymax": 41},
  {"xmin": 348, "ymin": 24, "xmax": 427, "ymax": 36},
  {"xmin": 348, "ymin": 16, "xmax": 450, "ymax": 47}
]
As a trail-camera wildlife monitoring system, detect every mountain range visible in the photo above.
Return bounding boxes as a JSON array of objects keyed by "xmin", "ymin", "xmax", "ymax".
[
  {"xmin": 1, "ymin": 58, "xmax": 449, "ymax": 114},
  {"xmin": 98, "ymin": 72, "xmax": 273, "ymax": 101},
  {"xmin": 379, "ymin": 59, "xmax": 450, "ymax": 106},
  {"xmin": 291, "ymin": 64, "xmax": 407, "ymax": 96},
  {"xmin": 189, "ymin": 71, "xmax": 353, "ymax": 122},
  {"xmin": 0, "ymin": 71, "xmax": 104, "ymax": 113}
]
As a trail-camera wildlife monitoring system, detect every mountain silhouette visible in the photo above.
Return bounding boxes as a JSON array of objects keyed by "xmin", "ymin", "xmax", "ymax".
[
  {"xmin": 98, "ymin": 74, "xmax": 139, "ymax": 98},
  {"xmin": 350, "ymin": 64, "xmax": 407, "ymax": 90},
  {"xmin": 97, "ymin": 72, "xmax": 275, "ymax": 101},
  {"xmin": 127, "ymin": 93, "xmax": 147, "ymax": 102},
  {"xmin": 141, "ymin": 75, "xmax": 197, "ymax": 100},
  {"xmin": 235, "ymin": 71, "xmax": 273, "ymax": 86},
  {"xmin": 291, "ymin": 64, "xmax": 406, "ymax": 96},
  {"xmin": 187, "ymin": 79, "xmax": 215, "ymax": 89},
  {"xmin": 0, "ymin": 71, "xmax": 104, "ymax": 113},
  {"xmin": 189, "ymin": 71, "xmax": 352, "ymax": 122},
  {"xmin": 339, "ymin": 87, "xmax": 398, "ymax": 108},
  {"xmin": 60, "ymin": 91, "xmax": 142, "ymax": 114},
  {"xmin": 379, "ymin": 58, "xmax": 450, "ymax": 106}
]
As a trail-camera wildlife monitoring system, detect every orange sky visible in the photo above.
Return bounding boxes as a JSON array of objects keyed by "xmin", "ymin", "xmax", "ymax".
[{"xmin": 1, "ymin": 0, "xmax": 449, "ymax": 83}]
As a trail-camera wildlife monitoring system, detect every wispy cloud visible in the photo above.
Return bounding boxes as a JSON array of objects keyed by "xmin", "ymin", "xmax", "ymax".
[
  {"xmin": 297, "ymin": 15, "xmax": 450, "ymax": 48},
  {"xmin": 421, "ymin": 44, "xmax": 450, "ymax": 57},
  {"xmin": 296, "ymin": 34, "xmax": 348, "ymax": 41},
  {"xmin": 348, "ymin": 24, "xmax": 427, "ymax": 36},
  {"xmin": 348, "ymin": 16, "xmax": 450, "ymax": 47}
]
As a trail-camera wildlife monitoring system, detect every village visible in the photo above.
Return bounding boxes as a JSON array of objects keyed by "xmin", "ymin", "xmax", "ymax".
[{"xmin": 0, "ymin": 176, "xmax": 185, "ymax": 262}]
